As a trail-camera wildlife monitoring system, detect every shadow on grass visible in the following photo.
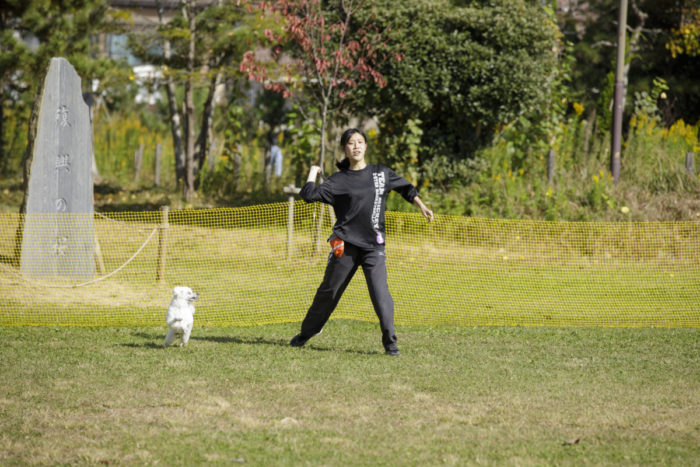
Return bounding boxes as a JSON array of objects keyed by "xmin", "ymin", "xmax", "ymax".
[
  {"xmin": 122, "ymin": 342, "xmax": 164, "ymax": 349},
  {"xmin": 192, "ymin": 334, "xmax": 288, "ymax": 347},
  {"xmin": 123, "ymin": 331, "xmax": 384, "ymax": 356},
  {"xmin": 119, "ymin": 331, "xmax": 164, "ymax": 349},
  {"xmin": 193, "ymin": 335, "xmax": 384, "ymax": 356}
]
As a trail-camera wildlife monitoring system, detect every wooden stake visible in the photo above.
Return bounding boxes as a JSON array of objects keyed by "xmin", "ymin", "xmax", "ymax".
[{"xmin": 156, "ymin": 206, "xmax": 169, "ymax": 283}]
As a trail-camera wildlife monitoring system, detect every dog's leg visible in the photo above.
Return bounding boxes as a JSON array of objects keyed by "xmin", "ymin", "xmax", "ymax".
[
  {"xmin": 164, "ymin": 329, "xmax": 176, "ymax": 348},
  {"xmin": 182, "ymin": 326, "xmax": 192, "ymax": 346}
]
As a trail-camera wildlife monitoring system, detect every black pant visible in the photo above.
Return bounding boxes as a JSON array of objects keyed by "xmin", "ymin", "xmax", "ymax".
[{"xmin": 299, "ymin": 242, "xmax": 397, "ymax": 350}]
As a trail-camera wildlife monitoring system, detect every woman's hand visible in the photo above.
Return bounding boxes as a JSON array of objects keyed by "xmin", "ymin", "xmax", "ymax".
[
  {"xmin": 413, "ymin": 196, "xmax": 434, "ymax": 222},
  {"xmin": 307, "ymin": 165, "xmax": 322, "ymax": 183}
]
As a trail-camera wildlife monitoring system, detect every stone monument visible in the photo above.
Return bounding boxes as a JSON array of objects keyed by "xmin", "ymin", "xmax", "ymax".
[{"xmin": 19, "ymin": 57, "xmax": 95, "ymax": 280}]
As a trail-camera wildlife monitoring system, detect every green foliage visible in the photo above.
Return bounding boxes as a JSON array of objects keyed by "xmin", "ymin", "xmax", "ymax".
[
  {"xmin": 418, "ymin": 107, "xmax": 700, "ymax": 221},
  {"xmin": 354, "ymin": 0, "xmax": 559, "ymax": 161},
  {"xmin": 0, "ymin": 102, "xmax": 30, "ymax": 175},
  {"xmin": 667, "ymin": 6, "xmax": 700, "ymax": 57},
  {"xmin": 596, "ymin": 71, "xmax": 615, "ymax": 133},
  {"xmin": 0, "ymin": 0, "xmax": 130, "ymax": 174},
  {"xmin": 625, "ymin": 115, "xmax": 699, "ymax": 194},
  {"xmin": 204, "ymin": 99, "xmax": 266, "ymax": 198},
  {"xmin": 92, "ymin": 108, "xmax": 174, "ymax": 188},
  {"xmin": 127, "ymin": 1, "xmax": 267, "ymax": 79},
  {"xmin": 3, "ymin": 0, "xmax": 698, "ymax": 220},
  {"xmin": 284, "ymin": 108, "xmax": 322, "ymax": 185},
  {"xmin": 374, "ymin": 117, "xmax": 423, "ymax": 185},
  {"xmin": 0, "ymin": 0, "xmax": 128, "ymax": 98},
  {"xmin": 562, "ymin": 0, "xmax": 700, "ymax": 126},
  {"xmin": 632, "ymin": 77, "xmax": 669, "ymax": 121}
]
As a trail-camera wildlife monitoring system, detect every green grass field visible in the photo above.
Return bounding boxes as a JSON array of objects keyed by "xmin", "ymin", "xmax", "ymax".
[{"xmin": 1, "ymin": 322, "xmax": 698, "ymax": 465}]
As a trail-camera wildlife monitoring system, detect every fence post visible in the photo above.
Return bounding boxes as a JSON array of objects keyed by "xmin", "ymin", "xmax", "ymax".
[
  {"xmin": 686, "ymin": 152, "xmax": 695, "ymax": 176},
  {"xmin": 154, "ymin": 143, "xmax": 162, "ymax": 187},
  {"xmin": 547, "ymin": 149, "xmax": 555, "ymax": 184},
  {"xmin": 315, "ymin": 203, "xmax": 325, "ymax": 254},
  {"xmin": 94, "ymin": 235, "xmax": 106, "ymax": 275},
  {"xmin": 156, "ymin": 205, "xmax": 169, "ymax": 283},
  {"xmin": 283, "ymin": 185, "xmax": 300, "ymax": 259}
]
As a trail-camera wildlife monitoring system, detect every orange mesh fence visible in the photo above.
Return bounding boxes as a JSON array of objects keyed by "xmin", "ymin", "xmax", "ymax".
[{"xmin": 1, "ymin": 202, "xmax": 698, "ymax": 327}]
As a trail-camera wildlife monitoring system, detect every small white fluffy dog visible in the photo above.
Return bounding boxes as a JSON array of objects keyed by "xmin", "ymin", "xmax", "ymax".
[{"xmin": 164, "ymin": 286, "xmax": 199, "ymax": 348}]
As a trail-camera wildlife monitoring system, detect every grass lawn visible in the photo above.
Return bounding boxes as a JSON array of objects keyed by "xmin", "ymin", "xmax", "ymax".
[{"xmin": 1, "ymin": 321, "xmax": 698, "ymax": 465}]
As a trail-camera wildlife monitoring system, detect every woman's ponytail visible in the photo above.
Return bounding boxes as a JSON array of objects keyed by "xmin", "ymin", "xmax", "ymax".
[{"xmin": 336, "ymin": 158, "xmax": 350, "ymax": 170}]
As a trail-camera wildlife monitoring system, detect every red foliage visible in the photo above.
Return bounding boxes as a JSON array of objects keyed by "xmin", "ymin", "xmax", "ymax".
[{"xmin": 239, "ymin": 0, "xmax": 393, "ymax": 102}]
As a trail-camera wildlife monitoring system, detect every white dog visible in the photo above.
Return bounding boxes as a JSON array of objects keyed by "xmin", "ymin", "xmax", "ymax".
[{"xmin": 164, "ymin": 286, "xmax": 199, "ymax": 348}]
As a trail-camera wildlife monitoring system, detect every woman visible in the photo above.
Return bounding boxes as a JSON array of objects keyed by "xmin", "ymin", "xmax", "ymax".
[{"xmin": 290, "ymin": 128, "xmax": 433, "ymax": 356}]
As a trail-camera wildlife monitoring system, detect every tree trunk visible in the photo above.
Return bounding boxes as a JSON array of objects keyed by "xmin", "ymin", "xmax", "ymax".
[
  {"xmin": 624, "ymin": 0, "xmax": 648, "ymax": 101},
  {"xmin": 156, "ymin": 0, "xmax": 184, "ymax": 184},
  {"xmin": 0, "ymin": 91, "xmax": 5, "ymax": 174},
  {"xmin": 193, "ymin": 0, "xmax": 224, "ymax": 189},
  {"xmin": 319, "ymin": 97, "xmax": 329, "ymax": 178},
  {"xmin": 195, "ymin": 69, "xmax": 222, "ymax": 187},
  {"xmin": 183, "ymin": 0, "xmax": 196, "ymax": 200}
]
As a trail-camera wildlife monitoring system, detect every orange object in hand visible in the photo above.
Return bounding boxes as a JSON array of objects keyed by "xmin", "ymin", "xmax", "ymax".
[{"xmin": 330, "ymin": 237, "xmax": 344, "ymax": 258}]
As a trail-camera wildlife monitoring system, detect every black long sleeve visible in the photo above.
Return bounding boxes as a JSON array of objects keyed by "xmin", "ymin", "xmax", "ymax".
[{"xmin": 300, "ymin": 164, "xmax": 418, "ymax": 249}]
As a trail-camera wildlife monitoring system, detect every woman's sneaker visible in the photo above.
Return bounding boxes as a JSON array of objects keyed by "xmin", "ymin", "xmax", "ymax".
[{"xmin": 290, "ymin": 334, "xmax": 310, "ymax": 347}]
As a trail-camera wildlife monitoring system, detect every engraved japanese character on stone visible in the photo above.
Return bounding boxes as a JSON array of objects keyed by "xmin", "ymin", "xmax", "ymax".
[
  {"xmin": 52, "ymin": 236, "xmax": 69, "ymax": 256},
  {"xmin": 55, "ymin": 198, "xmax": 67, "ymax": 212},
  {"xmin": 56, "ymin": 104, "xmax": 71, "ymax": 127},
  {"xmin": 55, "ymin": 154, "xmax": 71, "ymax": 173}
]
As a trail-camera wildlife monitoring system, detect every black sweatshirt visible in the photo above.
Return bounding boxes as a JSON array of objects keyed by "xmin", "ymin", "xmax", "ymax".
[{"xmin": 300, "ymin": 164, "xmax": 418, "ymax": 249}]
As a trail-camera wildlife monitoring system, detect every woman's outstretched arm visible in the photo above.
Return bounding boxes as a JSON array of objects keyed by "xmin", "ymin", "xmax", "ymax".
[{"xmin": 412, "ymin": 196, "xmax": 434, "ymax": 222}]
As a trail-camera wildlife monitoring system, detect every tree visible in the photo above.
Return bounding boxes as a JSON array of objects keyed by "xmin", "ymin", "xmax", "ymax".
[
  {"xmin": 154, "ymin": 0, "xmax": 185, "ymax": 184},
  {"xmin": 559, "ymin": 0, "xmax": 700, "ymax": 126},
  {"xmin": 180, "ymin": 0, "xmax": 198, "ymax": 199},
  {"xmin": 0, "ymin": 2, "xmax": 28, "ymax": 174},
  {"xmin": 129, "ymin": 0, "xmax": 274, "ymax": 199},
  {"xmin": 240, "ymin": 0, "xmax": 394, "ymax": 177},
  {"xmin": 349, "ymin": 0, "xmax": 560, "ymax": 165},
  {"xmin": 0, "ymin": 0, "xmax": 126, "ymax": 175}
]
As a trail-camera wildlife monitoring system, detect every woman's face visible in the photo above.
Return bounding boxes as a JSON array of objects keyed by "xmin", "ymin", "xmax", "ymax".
[{"xmin": 343, "ymin": 132, "xmax": 367, "ymax": 164}]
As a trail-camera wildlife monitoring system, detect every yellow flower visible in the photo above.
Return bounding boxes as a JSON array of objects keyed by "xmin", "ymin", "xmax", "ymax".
[
  {"xmin": 620, "ymin": 206, "xmax": 629, "ymax": 214},
  {"xmin": 546, "ymin": 187, "xmax": 553, "ymax": 197},
  {"xmin": 573, "ymin": 102, "xmax": 584, "ymax": 116},
  {"xmin": 592, "ymin": 175, "xmax": 599, "ymax": 184}
]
